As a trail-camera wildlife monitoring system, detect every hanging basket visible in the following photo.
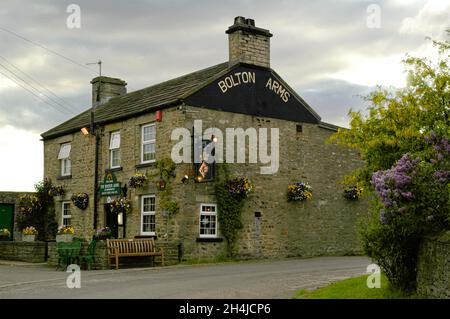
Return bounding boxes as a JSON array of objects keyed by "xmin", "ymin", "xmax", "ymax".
[{"xmin": 71, "ymin": 193, "xmax": 89, "ymax": 210}]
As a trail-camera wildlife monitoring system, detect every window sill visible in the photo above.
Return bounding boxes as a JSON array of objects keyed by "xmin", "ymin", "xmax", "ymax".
[
  {"xmin": 135, "ymin": 235, "xmax": 157, "ymax": 240},
  {"xmin": 135, "ymin": 162, "xmax": 156, "ymax": 169},
  {"xmin": 105, "ymin": 167, "xmax": 123, "ymax": 173},
  {"xmin": 196, "ymin": 237, "xmax": 223, "ymax": 243},
  {"xmin": 57, "ymin": 175, "xmax": 72, "ymax": 180}
]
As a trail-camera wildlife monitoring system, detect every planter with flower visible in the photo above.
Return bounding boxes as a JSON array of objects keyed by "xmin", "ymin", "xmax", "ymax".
[
  {"xmin": 287, "ymin": 182, "xmax": 313, "ymax": 201},
  {"xmin": 110, "ymin": 197, "xmax": 132, "ymax": 215},
  {"xmin": 22, "ymin": 226, "xmax": 38, "ymax": 242},
  {"xmin": 50, "ymin": 185, "xmax": 65, "ymax": 197},
  {"xmin": 128, "ymin": 173, "xmax": 148, "ymax": 188},
  {"xmin": 71, "ymin": 193, "xmax": 89, "ymax": 210},
  {"xmin": 18, "ymin": 194, "xmax": 41, "ymax": 214},
  {"xmin": 93, "ymin": 227, "xmax": 112, "ymax": 241},
  {"xmin": 56, "ymin": 226, "xmax": 75, "ymax": 242},
  {"xmin": 226, "ymin": 177, "xmax": 253, "ymax": 200},
  {"xmin": 0, "ymin": 228, "xmax": 11, "ymax": 241},
  {"xmin": 343, "ymin": 185, "xmax": 363, "ymax": 201}
]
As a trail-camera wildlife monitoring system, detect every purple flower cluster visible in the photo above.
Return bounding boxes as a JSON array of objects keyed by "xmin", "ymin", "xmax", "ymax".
[
  {"xmin": 372, "ymin": 154, "xmax": 420, "ymax": 224},
  {"xmin": 427, "ymin": 133, "xmax": 450, "ymax": 184}
]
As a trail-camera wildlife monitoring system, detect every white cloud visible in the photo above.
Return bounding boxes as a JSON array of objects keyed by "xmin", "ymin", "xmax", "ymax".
[
  {"xmin": 0, "ymin": 125, "xmax": 42, "ymax": 191},
  {"xmin": 400, "ymin": 0, "xmax": 450, "ymax": 38}
]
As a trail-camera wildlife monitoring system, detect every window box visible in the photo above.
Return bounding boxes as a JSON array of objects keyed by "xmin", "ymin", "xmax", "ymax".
[
  {"xmin": 56, "ymin": 234, "xmax": 73, "ymax": 243},
  {"xmin": 57, "ymin": 175, "xmax": 72, "ymax": 180},
  {"xmin": 22, "ymin": 234, "xmax": 36, "ymax": 242},
  {"xmin": 196, "ymin": 237, "xmax": 223, "ymax": 243}
]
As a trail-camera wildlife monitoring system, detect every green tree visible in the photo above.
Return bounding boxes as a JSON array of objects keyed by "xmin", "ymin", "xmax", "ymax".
[{"xmin": 330, "ymin": 33, "xmax": 450, "ymax": 186}]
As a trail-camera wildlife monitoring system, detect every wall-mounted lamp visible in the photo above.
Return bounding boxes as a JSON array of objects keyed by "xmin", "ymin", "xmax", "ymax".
[
  {"xmin": 81, "ymin": 127, "xmax": 90, "ymax": 136},
  {"xmin": 212, "ymin": 135, "xmax": 218, "ymax": 143},
  {"xmin": 181, "ymin": 174, "xmax": 189, "ymax": 183},
  {"xmin": 117, "ymin": 212, "xmax": 123, "ymax": 226}
]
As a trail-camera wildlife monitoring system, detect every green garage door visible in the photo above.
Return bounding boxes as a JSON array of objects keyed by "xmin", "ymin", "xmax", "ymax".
[{"xmin": 0, "ymin": 204, "xmax": 14, "ymax": 241}]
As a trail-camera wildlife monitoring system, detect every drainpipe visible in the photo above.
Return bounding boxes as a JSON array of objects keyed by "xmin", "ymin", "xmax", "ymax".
[{"xmin": 93, "ymin": 132, "xmax": 100, "ymax": 229}]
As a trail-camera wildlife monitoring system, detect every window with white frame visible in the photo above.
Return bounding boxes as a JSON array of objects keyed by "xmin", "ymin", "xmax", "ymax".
[
  {"xmin": 199, "ymin": 204, "xmax": 217, "ymax": 238},
  {"xmin": 58, "ymin": 142, "xmax": 71, "ymax": 176},
  {"xmin": 141, "ymin": 124, "xmax": 156, "ymax": 163},
  {"xmin": 141, "ymin": 195, "xmax": 156, "ymax": 235},
  {"xmin": 109, "ymin": 131, "xmax": 121, "ymax": 168},
  {"xmin": 61, "ymin": 202, "xmax": 71, "ymax": 227}
]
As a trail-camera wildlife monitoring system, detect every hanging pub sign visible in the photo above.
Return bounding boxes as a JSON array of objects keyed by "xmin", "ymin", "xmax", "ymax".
[
  {"xmin": 99, "ymin": 172, "xmax": 121, "ymax": 196},
  {"xmin": 194, "ymin": 139, "xmax": 215, "ymax": 182}
]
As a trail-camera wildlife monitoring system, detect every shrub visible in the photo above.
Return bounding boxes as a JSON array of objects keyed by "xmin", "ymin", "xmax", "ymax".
[{"xmin": 361, "ymin": 136, "xmax": 450, "ymax": 292}]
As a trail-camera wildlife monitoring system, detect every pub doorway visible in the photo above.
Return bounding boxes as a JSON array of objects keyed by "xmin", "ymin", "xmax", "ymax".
[{"xmin": 104, "ymin": 204, "xmax": 118, "ymax": 239}]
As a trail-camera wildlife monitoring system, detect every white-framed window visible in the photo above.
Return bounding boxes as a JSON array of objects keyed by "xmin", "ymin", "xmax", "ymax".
[
  {"xmin": 109, "ymin": 131, "xmax": 121, "ymax": 168},
  {"xmin": 141, "ymin": 123, "xmax": 156, "ymax": 163},
  {"xmin": 199, "ymin": 203, "xmax": 217, "ymax": 238},
  {"xmin": 58, "ymin": 142, "xmax": 71, "ymax": 176},
  {"xmin": 61, "ymin": 201, "xmax": 71, "ymax": 227},
  {"xmin": 141, "ymin": 195, "xmax": 156, "ymax": 235}
]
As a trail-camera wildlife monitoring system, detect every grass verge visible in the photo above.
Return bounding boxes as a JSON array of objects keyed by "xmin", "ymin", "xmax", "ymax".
[{"xmin": 293, "ymin": 274, "xmax": 417, "ymax": 299}]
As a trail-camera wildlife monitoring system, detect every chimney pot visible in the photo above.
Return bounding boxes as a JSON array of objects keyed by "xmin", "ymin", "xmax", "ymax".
[
  {"xmin": 234, "ymin": 16, "xmax": 246, "ymax": 25},
  {"xmin": 246, "ymin": 18, "xmax": 255, "ymax": 27}
]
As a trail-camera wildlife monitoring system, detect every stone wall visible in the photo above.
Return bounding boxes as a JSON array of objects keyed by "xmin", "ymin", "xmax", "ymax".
[
  {"xmin": 416, "ymin": 231, "xmax": 450, "ymax": 298},
  {"xmin": 0, "ymin": 241, "xmax": 47, "ymax": 263},
  {"xmin": 43, "ymin": 104, "xmax": 368, "ymax": 261}
]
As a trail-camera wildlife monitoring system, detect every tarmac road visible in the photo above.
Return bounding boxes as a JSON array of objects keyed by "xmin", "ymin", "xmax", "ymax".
[{"xmin": 0, "ymin": 256, "xmax": 370, "ymax": 299}]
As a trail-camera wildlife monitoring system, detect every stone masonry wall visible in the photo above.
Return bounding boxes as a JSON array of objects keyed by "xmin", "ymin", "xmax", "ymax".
[
  {"xmin": 0, "ymin": 241, "xmax": 47, "ymax": 263},
  {"xmin": 43, "ymin": 105, "xmax": 368, "ymax": 262},
  {"xmin": 229, "ymin": 30, "xmax": 270, "ymax": 68},
  {"xmin": 416, "ymin": 231, "xmax": 450, "ymax": 298}
]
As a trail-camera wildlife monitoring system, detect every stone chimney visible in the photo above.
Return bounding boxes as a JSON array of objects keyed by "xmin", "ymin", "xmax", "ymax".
[
  {"xmin": 91, "ymin": 76, "xmax": 127, "ymax": 107},
  {"xmin": 226, "ymin": 16, "xmax": 273, "ymax": 68}
]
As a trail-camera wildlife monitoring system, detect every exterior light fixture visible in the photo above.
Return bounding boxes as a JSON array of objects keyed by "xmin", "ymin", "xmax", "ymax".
[
  {"xmin": 81, "ymin": 127, "xmax": 90, "ymax": 136},
  {"xmin": 157, "ymin": 177, "xmax": 166, "ymax": 190},
  {"xmin": 181, "ymin": 175, "xmax": 189, "ymax": 183},
  {"xmin": 212, "ymin": 135, "xmax": 218, "ymax": 143},
  {"xmin": 117, "ymin": 212, "xmax": 123, "ymax": 226},
  {"xmin": 196, "ymin": 176, "xmax": 203, "ymax": 183}
]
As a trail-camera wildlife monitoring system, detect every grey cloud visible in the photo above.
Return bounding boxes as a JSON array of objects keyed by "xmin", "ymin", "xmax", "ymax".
[{"xmin": 0, "ymin": 0, "xmax": 445, "ymax": 133}]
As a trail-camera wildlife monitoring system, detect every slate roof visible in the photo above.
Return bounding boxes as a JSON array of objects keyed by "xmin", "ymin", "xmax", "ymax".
[
  {"xmin": 41, "ymin": 62, "xmax": 336, "ymax": 139},
  {"xmin": 41, "ymin": 62, "xmax": 230, "ymax": 139}
]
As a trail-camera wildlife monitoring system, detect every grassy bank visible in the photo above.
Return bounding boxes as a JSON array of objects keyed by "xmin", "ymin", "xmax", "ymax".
[{"xmin": 293, "ymin": 274, "xmax": 417, "ymax": 299}]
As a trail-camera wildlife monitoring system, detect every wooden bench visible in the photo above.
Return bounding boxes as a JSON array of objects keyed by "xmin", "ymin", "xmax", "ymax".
[{"xmin": 106, "ymin": 238, "xmax": 164, "ymax": 270}]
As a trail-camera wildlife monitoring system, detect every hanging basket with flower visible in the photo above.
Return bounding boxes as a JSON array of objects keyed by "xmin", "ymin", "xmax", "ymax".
[
  {"xmin": 128, "ymin": 173, "xmax": 148, "ymax": 188},
  {"xmin": 226, "ymin": 177, "xmax": 253, "ymax": 200},
  {"xmin": 49, "ymin": 185, "xmax": 65, "ymax": 197},
  {"xmin": 71, "ymin": 193, "xmax": 89, "ymax": 210},
  {"xmin": 287, "ymin": 182, "xmax": 313, "ymax": 201},
  {"xmin": 18, "ymin": 194, "xmax": 41, "ymax": 214},
  {"xmin": 110, "ymin": 197, "xmax": 132, "ymax": 214},
  {"xmin": 343, "ymin": 185, "xmax": 363, "ymax": 201}
]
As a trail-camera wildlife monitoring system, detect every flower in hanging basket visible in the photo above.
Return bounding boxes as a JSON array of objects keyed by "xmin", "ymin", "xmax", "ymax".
[
  {"xmin": 0, "ymin": 228, "xmax": 11, "ymax": 238},
  {"xmin": 71, "ymin": 193, "xmax": 89, "ymax": 210},
  {"xmin": 49, "ymin": 185, "xmax": 65, "ymax": 197},
  {"xmin": 18, "ymin": 194, "xmax": 41, "ymax": 214},
  {"xmin": 128, "ymin": 173, "xmax": 148, "ymax": 188},
  {"xmin": 226, "ymin": 177, "xmax": 253, "ymax": 200},
  {"xmin": 287, "ymin": 182, "xmax": 313, "ymax": 201},
  {"xmin": 93, "ymin": 227, "xmax": 112, "ymax": 240},
  {"xmin": 343, "ymin": 185, "xmax": 363, "ymax": 201},
  {"xmin": 110, "ymin": 197, "xmax": 132, "ymax": 214},
  {"xmin": 57, "ymin": 225, "xmax": 74, "ymax": 235},
  {"xmin": 22, "ymin": 226, "xmax": 38, "ymax": 235}
]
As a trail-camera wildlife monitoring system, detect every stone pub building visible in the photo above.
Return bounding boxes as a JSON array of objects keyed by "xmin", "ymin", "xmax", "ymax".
[{"xmin": 41, "ymin": 17, "xmax": 366, "ymax": 261}]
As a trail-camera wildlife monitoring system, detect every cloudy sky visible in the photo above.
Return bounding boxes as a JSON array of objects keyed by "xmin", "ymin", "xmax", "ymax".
[{"xmin": 0, "ymin": 0, "xmax": 449, "ymax": 191}]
